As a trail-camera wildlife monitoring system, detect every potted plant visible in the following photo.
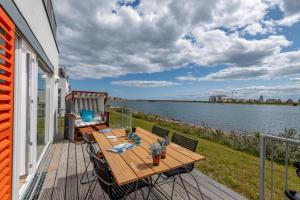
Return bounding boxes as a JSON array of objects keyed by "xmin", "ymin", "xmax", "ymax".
[
  {"xmin": 125, "ymin": 127, "xmax": 131, "ymax": 137},
  {"xmin": 149, "ymin": 143, "xmax": 162, "ymax": 166},
  {"xmin": 157, "ymin": 137, "xmax": 170, "ymax": 159}
]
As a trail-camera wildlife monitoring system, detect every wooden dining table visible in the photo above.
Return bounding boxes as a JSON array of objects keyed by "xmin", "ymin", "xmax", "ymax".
[{"xmin": 92, "ymin": 127, "xmax": 205, "ymax": 187}]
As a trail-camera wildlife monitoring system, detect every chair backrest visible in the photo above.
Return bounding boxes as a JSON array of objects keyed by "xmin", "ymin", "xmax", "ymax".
[
  {"xmin": 86, "ymin": 143, "xmax": 112, "ymax": 191},
  {"xmin": 74, "ymin": 96, "xmax": 105, "ymax": 115},
  {"xmin": 152, "ymin": 126, "xmax": 169, "ymax": 138},
  {"xmin": 172, "ymin": 133, "xmax": 198, "ymax": 172},
  {"xmin": 82, "ymin": 134, "xmax": 96, "ymax": 144}
]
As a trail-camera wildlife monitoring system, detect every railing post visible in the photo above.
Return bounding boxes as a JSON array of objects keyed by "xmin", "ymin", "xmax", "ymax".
[
  {"xmin": 121, "ymin": 108, "xmax": 124, "ymax": 128},
  {"xmin": 260, "ymin": 135, "xmax": 266, "ymax": 200},
  {"xmin": 270, "ymin": 141, "xmax": 274, "ymax": 200},
  {"xmin": 130, "ymin": 109, "xmax": 132, "ymax": 129},
  {"xmin": 285, "ymin": 143, "xmax": 289, "ymax": 190}
]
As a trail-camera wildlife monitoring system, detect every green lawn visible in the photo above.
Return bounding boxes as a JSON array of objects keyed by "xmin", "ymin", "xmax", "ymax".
[{"xmin": 109, "ymin": 109, "xmax": 300, "ymax": 200}]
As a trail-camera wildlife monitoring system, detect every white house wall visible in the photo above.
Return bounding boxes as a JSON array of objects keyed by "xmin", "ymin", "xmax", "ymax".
[
  {"xmin": 13, "ymin": 0, "xmax": 59, "ymax": 143},
  {"xmin": 13, "ymin": 0, "xmax": 59, "ymax": 70}
]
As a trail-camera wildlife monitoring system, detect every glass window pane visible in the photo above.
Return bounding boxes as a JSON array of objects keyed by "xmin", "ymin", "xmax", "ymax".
[{"xmin": 37, "ymin": 67, "xmax": 48, "ymax": 159}]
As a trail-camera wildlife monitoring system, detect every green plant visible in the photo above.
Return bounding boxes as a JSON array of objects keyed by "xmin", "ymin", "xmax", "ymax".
[
  {"xmin": 157, "ymin": 138, "xmax": 170, "ymax": 151},
  {"xmin": 125, "ymin": 127, "xmax": 131, "ymax": 134},
  {"xmin": 149, "ymin": 143, "xmax": 162, "ymax": 157}
]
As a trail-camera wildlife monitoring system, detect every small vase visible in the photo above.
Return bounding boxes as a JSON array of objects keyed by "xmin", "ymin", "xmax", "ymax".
[
  {"xmin": 153, "ymin": 156, "xmax": 160, "ymax": 166},
  {"xmin": 161, "ymin": 150, "xmax": 166, "ymax": 159}
]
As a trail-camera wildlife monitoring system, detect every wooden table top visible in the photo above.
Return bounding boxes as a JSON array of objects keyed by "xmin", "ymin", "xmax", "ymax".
[{"xmin": 92, "ymin": 127, "xmax": 205, "ymax": 186}]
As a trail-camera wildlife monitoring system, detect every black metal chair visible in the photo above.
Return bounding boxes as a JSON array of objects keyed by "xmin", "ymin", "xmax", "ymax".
[
  {"xmin": 154, "ymin": 133, "xmax": 204, "ymax": 200},
  {"xmin": 84, "ymin": 144, "xmax": 150, "ymax": 200},
  {"xmin": 81, "ymin": 134, "xmax": 103, "ymax": 184},
  {"xmin": 151, "ymin": 126, "xmax": 169, "ymax": 138}
]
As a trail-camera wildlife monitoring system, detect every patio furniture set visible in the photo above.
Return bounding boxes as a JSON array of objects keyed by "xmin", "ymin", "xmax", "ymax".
[
  {"xmin": 81, "ymin": 126, "xmax": 205, "ymax": 200},
  {"xmin": 64, "ymin": 91, "xmax": 205, "ymax": 199}
]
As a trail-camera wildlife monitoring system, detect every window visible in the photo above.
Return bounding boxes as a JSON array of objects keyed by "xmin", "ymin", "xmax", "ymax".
[{"xmin": 36, "ymin": 67, "xmax": 49, "ymax": 159}]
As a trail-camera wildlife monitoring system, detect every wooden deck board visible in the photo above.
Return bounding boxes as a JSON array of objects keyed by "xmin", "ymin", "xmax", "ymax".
[
  {"xmin": 37, "ymin": 139, "xmax": 247, "ymax": 200},
  {"xmin": 39, "ymin": 142, "xmax": 62, "ymax": 200},
  {"xmin": 51, "ymin": 140, "xmax": 69, "ymax": 200},
  {"xmin": 65, "ymin": 142, "xmax": 78, "ymax": 200}
]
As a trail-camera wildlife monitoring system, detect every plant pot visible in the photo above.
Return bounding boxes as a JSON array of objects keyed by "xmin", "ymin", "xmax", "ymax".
[
  {"xmin": 125, "ymin": 129, "xmax": 130, "ymax": 136},
  {"xmin": 161, "ymin": 150, "xmax": 166, "ymax": 159},
  {"xmin": 153, "ymin": 156, "xmax": 161, "ymax": 166}
]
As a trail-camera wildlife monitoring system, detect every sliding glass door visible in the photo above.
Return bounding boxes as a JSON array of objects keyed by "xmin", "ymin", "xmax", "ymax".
[{"xmin": 36, "ymin": 66, "xmax": 49, "ymax": 160}]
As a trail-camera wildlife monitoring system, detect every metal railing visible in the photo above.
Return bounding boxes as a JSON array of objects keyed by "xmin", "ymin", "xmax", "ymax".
[
  {"xmin": 259, "ymin": 134, "xmax": 300, "ymax": 199},
  {"xmin": 107, "ymin": 107, "xmax": 133, "ymax": 129}
]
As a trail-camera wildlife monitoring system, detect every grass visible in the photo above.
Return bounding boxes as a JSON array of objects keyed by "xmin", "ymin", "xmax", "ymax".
[{"xmin": 109, "ymin": 109, "xmax": 300, "ymax": 200}]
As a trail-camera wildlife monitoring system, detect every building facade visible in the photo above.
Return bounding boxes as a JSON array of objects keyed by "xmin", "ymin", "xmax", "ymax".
[
  {"xmin": 209, "ymin": 95, "xmax": 227, "ymax": 103},
  {"xmin": 0, "ymin": 1, "xmax": 59, "ymax": 199},
  {"xmin": 57, "ymin": 66, "xmax": 70, "ymax": 116}
]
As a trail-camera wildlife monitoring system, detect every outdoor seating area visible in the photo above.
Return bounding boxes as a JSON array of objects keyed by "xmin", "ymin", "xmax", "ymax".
[
  {"xmin": 33, "ymin": 126, "xmax": 248, "ymax": 200},
  {"xmin": 65, "ymin": 91, "xmax": 109, "ymax": 141}
]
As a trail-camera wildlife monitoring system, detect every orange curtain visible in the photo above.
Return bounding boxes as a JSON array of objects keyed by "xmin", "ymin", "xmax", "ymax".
[{"xmin": 0, "ymin": 6, "xmax": 15, "ymax": 200}]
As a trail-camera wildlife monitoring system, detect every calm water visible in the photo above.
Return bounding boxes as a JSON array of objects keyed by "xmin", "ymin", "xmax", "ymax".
[{"xmin": 109, "ymin": 100, "xmax": 300, "ymax": 135}]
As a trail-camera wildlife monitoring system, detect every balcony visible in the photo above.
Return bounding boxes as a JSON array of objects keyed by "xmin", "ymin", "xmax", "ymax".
[{"xmin": 29, "ymin": 135, "xmax": 247, "ymax": 200}]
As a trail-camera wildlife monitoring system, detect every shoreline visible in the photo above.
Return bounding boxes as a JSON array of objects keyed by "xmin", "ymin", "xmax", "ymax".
[
  {"xmin": 112, "ymin": 99, "xmax": 300, "ymax": 106},
  {"xmin": 128, "ymin": 109, "xmax": 299, "ymax": 163}
]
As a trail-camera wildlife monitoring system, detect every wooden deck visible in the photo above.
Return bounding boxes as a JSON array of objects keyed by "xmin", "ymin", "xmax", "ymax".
[{"xmin": 35, "ymin": 138, "xmax": 248, "ymax": 200}]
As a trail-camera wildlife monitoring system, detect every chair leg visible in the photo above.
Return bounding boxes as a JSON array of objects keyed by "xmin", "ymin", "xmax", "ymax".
[
  {"xmin": 81, "ymin": 161, "xmax": 95, "ymax": 184},
  {"xmin": 81, "ymin": 141, "xmax": 91, "ymax": 184},
  {"xmin": 170, "ymin": 177, "xmax": 176, "ymax": 200},
  {"xmin": 101, "ymin": 187, "xmax": 108, "ymax": 200},
  {"xmin": 188, "ymin": 173, "xmax": 205, "ymax": 200},
  {"xmin": 178, "ymin": 174, "xmax": 191, "ymax": 200},
  {"xmin": 83, "ymin": 176, "xmax": 97, "ymax": 200},
  {"xmin": 84, "ymin": 177, "xmax": 95, "ymax": 200}
]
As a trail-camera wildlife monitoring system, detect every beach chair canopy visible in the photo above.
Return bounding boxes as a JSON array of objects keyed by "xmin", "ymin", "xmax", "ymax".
[{"xmin": 65, "ymin": 91, "xmax": 108, "ymax": 128}]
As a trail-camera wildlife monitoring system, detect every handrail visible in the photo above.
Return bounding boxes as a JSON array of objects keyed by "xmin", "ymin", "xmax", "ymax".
[
  {"xmin": 259, "ymin": 134, "xmax": 300, "ymax": 200},
  {"xmin": 260, "ymin": 134, "xmax": 300, "ymax": 145}
]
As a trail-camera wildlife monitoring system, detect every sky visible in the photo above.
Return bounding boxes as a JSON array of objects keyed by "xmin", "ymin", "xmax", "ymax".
[{"xmin": 53, "ymin": 0, "xmax": 300, "ymax": 100}]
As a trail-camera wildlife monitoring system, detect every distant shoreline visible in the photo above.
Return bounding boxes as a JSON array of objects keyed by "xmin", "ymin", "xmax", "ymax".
[{"xmin": 111, "ymin": 99, "xmax": 299, "ymax": 106}]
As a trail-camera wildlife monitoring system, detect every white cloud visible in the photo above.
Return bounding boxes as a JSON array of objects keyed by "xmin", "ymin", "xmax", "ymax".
[
  {"xmin": 277, "ymin": 0, "xmax": 300, "ymax": 26},
  {"xmin": 196, "ymin": 50, "xmax": 300, "ymax": 81},
  {"xmin": 53, "ymin": 0, "xmax": 299, "ymax": 80},
  {"xmin": 111, "ymin": 80, "xmax": 180, "ymax": 88},
  {"xmin": 176, "ymin": 74, "xmax": 202, "ymax": 81},
  {"xmin": 291, "ymin": 77, "xmax": 300, "ymax": 83}
]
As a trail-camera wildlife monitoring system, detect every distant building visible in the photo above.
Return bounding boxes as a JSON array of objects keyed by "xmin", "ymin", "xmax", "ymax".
[
  {"xmin": 259, "ymin": 95, "xmax": 264, "ymax": 103},
  {"xmin": 209, "ymin": 95, "xmax": 227, "ymax": 103},
  {"xmin": 58, "ymin": 66, "xmax": 70, "ymax": 116},
  {"xmin": 266, "ymin": 99, "xmax": 281, "ymax": 104},
  {"xmin": 287, "ymin": 99, "xmax": 294, "ymax": 104},
  {"xmin": 266, "ymin": 99, "xmax": 277, "ymax": 103}
]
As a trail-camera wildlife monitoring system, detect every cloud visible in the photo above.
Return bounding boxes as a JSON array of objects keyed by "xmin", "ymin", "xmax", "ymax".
[
  {"xmin": 111, "ymin": 80, "xmax": 180, "ymax": 88},
  {"xmin": 291, "ymin": 77, "xmax": 300, "ymax": 83},
  {"xmin": 176, "ymin": 74, "xmax": 202, "ymax": 81},
  {"xmin": 53, "ymin": 0, "xmax": 298, "ymax": 80},
  {"xmin": 197, "ymin": 50, "xmax": 300, "ymax": 81},
  {"xmin": 277, "ymin": 0, "xmax": 300, "ymax": 26}
]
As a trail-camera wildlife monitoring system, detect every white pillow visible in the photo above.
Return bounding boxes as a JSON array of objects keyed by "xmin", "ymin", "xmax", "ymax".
[
  {"xmin": 93, "ymin": 113, "xmax": 103, "ymax": 121},
  {"xmin": 74, "ymin": 113, "xmax": 81, "ymax": 119}
]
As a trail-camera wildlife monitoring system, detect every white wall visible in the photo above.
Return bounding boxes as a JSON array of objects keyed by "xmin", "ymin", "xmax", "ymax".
[
  {"xmin": 13, "ymin": 0, "xmax": 59, "ymax": 143},
  {"xmin": 13, "ymin": 0, "xmax": 59, "ymax": 70}
]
